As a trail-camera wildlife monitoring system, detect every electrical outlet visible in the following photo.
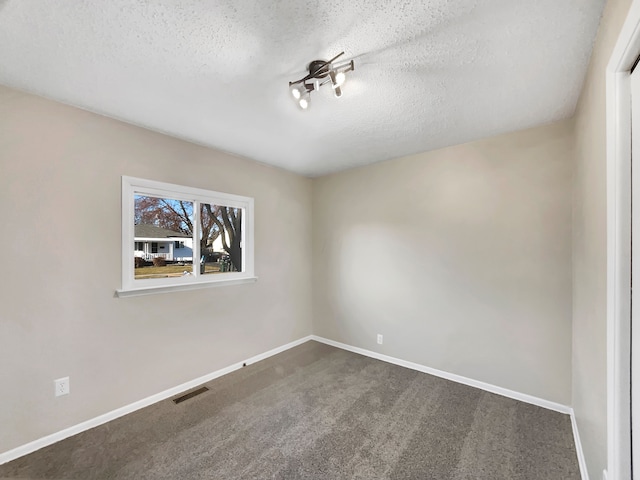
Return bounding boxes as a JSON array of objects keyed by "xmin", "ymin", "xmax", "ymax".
[
  {"xmin": 54, "ymin": 377, "xmax": 70, "ymax": 397},
  {"xmin": 377, "ymin": 334, "xmax": 383, "ymax": 345}
]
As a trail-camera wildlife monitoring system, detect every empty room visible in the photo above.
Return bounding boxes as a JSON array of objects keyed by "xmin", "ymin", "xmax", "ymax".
[{"xmin": 0, "ymin": 0, "xmax": 637, "ymax": 478}]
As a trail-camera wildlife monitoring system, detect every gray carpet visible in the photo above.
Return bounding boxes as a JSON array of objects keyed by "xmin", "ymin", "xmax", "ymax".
[{"xmin": 0, "ymin": 341, "xmax": 580, "ymax": 479}]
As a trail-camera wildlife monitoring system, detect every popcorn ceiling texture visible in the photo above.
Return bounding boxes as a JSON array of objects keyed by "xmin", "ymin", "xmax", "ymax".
[{"xmin": 0, "ymin": 0, "xmax": 605, "ymax": 176}]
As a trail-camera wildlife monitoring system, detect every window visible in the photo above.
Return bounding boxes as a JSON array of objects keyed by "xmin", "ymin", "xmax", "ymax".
[{"xmin": 118, "ymin": 176, "xmax": 255, "ymax": 297}]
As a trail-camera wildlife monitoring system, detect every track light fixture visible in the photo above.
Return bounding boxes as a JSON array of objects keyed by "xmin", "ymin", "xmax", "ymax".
[{"xmin": 288, "ymin": 52, "xmax": 354, "ymax": 109}]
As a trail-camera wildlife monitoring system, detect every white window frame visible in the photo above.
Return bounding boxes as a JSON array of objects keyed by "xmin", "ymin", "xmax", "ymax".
[{"xmin": 117, "ymin": 176, "xmax": 256, "ymax": 297}]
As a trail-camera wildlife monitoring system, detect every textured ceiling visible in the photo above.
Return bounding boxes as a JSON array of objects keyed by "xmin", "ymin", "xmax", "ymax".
[{"xmin": 0, "ymin": 0, "xmax": 605, "ymax": 177}]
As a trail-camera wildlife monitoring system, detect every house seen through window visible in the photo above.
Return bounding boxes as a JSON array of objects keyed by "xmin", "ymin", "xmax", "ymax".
[{"xmin": 134, "ymin": 195, "xmax": 243, "ymax": 279}]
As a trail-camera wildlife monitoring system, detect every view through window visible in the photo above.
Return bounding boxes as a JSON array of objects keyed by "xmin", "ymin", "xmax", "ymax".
[{"xmin": 133, "ymin": 195, "xmax": 243, "ymax": 279}]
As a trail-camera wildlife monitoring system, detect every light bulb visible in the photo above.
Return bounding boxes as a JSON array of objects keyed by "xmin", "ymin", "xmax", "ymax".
[
  {"xmin": 290, "ymin": 85, "xmax": 302, "ymax": 100},
  {"xmin": 299, "ymin": 97, "xmax": 309, "ymax": 109},
  {"xmin": 335, "ymin": 71, "xmax": 346, "ymax": 86},
  {"xmin": 334, "ymin": 86, "xmax": 342, "ymax": 98}
]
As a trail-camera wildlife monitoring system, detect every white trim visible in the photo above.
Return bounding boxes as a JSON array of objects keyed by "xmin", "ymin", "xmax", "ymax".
[
  {"xmin": 310, "ymin": 335, "xmax": 571, "ymax": 414},
  {"xmin": 116, "ymin": 276, "xmax": 258, "ymax": 297},
  {"xmin": 0, "ymin": 335, "xmax": 313, "ymax": 466},
  {"xmin": 570, "ymin": 408, "xmax": 590, "ymax": 480},
  {"xmin": 606, "ymin": 2, "xmax": 640, "ymax": 478}
]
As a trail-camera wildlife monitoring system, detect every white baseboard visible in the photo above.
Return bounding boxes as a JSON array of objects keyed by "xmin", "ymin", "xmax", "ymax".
[
  {"xmin": 311, "ymin": 335, "xmax": 572, "ymax": 415},
  {"xmin": 570, "ymin": 409, "xmax": 590, "ymax": 480},
  {"xmin": 1, "ymin": 334, "xmax": 582, "ymax": 470},
  {"xmin": 0, "ymin": 335, "xmax": 313, "ymax": 466}
]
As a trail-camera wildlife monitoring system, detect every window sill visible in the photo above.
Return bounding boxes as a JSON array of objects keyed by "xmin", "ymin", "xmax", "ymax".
[{"xmin": 115, "ymin": 276, "xmax": 258, "ymax": 298}]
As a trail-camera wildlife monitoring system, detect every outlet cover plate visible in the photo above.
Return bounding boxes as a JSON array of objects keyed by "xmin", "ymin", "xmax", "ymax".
[{"xmin": 54, "ymin": 377, "xmax": 70, "ymax": 396}]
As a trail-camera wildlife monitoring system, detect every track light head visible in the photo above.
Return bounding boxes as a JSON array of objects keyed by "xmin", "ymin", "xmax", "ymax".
[{"xmin": 329, "ymin": 71, "xmax": 343, "ymax": 98}]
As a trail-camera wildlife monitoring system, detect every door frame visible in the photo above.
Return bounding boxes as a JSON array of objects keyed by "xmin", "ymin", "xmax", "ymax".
[{"xmin": 607, "ymin": 2, "xmax": 640, "ymax": 478}]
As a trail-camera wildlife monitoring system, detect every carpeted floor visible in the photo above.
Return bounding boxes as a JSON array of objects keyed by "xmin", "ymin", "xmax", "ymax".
[{"xmin": 0, "ymin": 341, "xmax": 580, "ymax": 479}]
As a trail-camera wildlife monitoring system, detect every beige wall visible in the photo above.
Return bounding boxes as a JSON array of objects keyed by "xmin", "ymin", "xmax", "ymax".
[
  {"xmin": 573, "ymin": 0, "xmax": 632, "ymax": 478},
  {"xmin": 312, "ymin": 121, "xmax": 574, "ymax": 405},
  {"xmin": 0, "ymin": 85, "xmax": 313, "ymax": 453}
]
